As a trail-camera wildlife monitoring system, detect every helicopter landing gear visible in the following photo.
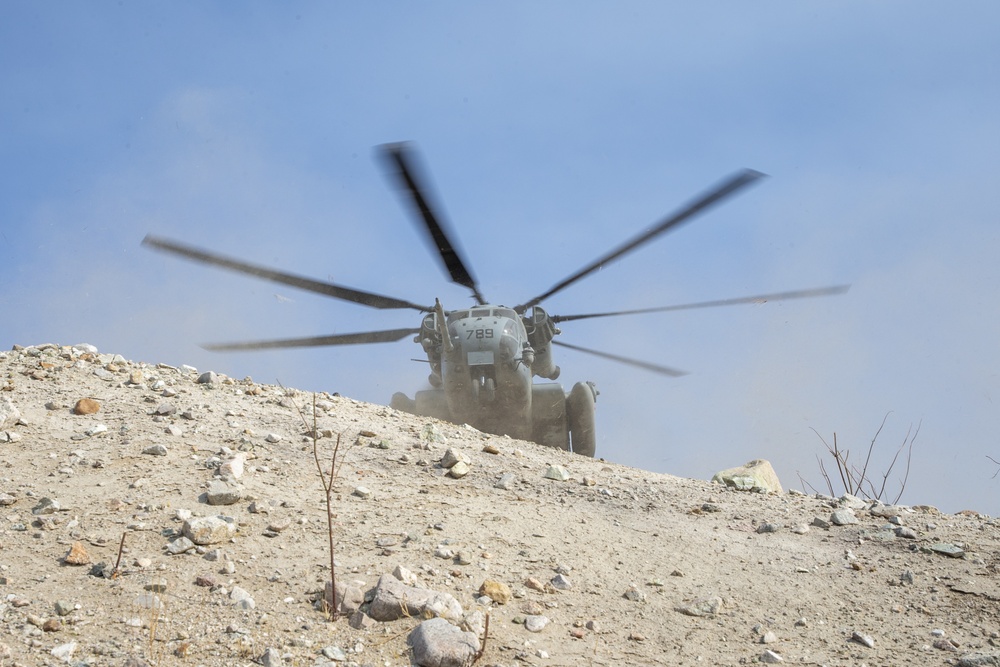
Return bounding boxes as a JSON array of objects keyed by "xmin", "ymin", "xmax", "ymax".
[
  {"xmin": 566, "ymin": 381, "xmax": 597, "ymax": 457},
  {"xmin": 531, "ymin": 383, "xmax": 570, "ymax": 451},
  {"xmin": 473, "ymin": 375, "xmax": 496, "ymax": 403}
]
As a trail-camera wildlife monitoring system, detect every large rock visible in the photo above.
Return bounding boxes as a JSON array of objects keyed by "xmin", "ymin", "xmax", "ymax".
[
  {"xmin": 408, "ymin": 617, "xmax": 479, "ymax": 667},
  {"xmin": 368, "ymin": 574, "xmax": 463, "ymax": 622},
  {"xmin": 711, "ymin": 459, "xmax": 783, "ymax": 494}
]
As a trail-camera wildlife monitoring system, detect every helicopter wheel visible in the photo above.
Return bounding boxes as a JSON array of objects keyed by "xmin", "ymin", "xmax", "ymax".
[
  {"xmin": 566, "ymin": 382, "xmax": 597, "ymax": 457},
  {"xmin": 482, "ymin": 377, "xmax": 496, "ymax": 403}
]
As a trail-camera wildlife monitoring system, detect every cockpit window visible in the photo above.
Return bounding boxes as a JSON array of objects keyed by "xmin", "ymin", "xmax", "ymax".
[
  {"xmin": 471, "ymin": 308, "xmax": 492, "ymax": 318},
  {"xmin": 494, "ymin": 308, "xmax": 517, "ymax": 319}
]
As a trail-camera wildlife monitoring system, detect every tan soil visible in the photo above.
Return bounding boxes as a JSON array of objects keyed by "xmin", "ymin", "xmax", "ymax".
[{"xmin": 0, "ymin": 344, "xmax": 998, "ymax": 666}]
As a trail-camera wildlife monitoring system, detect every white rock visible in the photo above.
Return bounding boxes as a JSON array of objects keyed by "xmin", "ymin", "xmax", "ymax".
[{"xmin": 544, "ymin": 465, "xmax": 570, "ymax": 481}]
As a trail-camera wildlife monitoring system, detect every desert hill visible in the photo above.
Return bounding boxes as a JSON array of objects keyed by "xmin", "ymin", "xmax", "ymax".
[{"xmin": 0, "ymin": 343, "xmax": 998, "ymax": 666}]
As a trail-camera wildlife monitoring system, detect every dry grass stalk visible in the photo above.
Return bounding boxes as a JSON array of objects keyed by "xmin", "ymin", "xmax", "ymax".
[
  {"xmin": 801, "ymin": 413, "xmax": 919, "ymax": 504},
  {"xmin": 286, "ymin": 388, "xmax": 350, "ymax": 621}
]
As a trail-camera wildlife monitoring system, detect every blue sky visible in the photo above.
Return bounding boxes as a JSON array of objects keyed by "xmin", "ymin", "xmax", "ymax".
[{"xmin": 4, "ymin": 3, "xmax": 999, "ymax": 513}]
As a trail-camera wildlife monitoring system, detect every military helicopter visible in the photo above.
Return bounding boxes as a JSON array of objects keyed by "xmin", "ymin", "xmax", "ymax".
[{"xmin": 143, "ymin": 142, "xmax": 848, "ymax": 457}]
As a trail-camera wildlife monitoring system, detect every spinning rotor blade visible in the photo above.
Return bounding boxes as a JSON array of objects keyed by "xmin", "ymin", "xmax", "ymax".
[
  {"xmin": 553, "ymin": 340, "xmax": 688, "ymax": 377},
  {"xmin": 553, "ymin": 285, "xmax": 851, "ymax": 323},
  {"xmin": 379, "ymin": 143, "xmax": 486, "ymax": 305},
  {"xmin": 202, "ymin": 327, "xmax": 421, "ymax": 351},
  {"xmin": 143, "ymin": 235, "xmax": 430, "ymax": 312},
  {"xmin": 516, "ymin": 169, "xmax": 766, "ymax": 312}
]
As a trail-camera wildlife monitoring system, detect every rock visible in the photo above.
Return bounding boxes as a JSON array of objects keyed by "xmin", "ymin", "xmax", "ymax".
[
  {"xmin": 166, "ymin": 536, "xmax": 196, "ymax": 555},
  {"xmin": 830, "ymin": 509, "xmax": 859, "ymax": 526},
  {"xmin": 624, "ymin": 584, "xmax": 646, "ymax": 602},
  {"xmin": 525, "ymin": 577, "xmax": 546, "ymax": 592},
  {"xmin": 369, "ymin": 574, "xmax": 463, "ymax": 622},
  {"xmin": 0, "ymin": 399, "xmax": 20, "ymax": 429},
  {"xmin": 544, "ymin": 465, "xmax": 570, "ymax": 481},
  {"xmin": 197, "ymin": 371, "xmax": 218, "ymax": 384},
  {"xmin": 259, "ymin": 647, "xmax": 283, "ymax": 666},
  {"xmin": 265, "ymin": 433, "xmax": 282, "ymax": 443},
  {"xmin": 50, "ymin": 641, "xmax": 77, "ymax": 661},
  {"xmin": 72, "ymin": 398, "xmax": 100, "ymax": 415},
  {"xmin": 393, "ymin": 564, "xmax": 420, "ymax": 586},
  {"xmin": 447, "ymin": 461, "xmax": 470, "ymax": 479},
  {"xmin": 676, "ymin": 596, "xmax": 723, "ymax": 617},
  {"xmin": 440, "ymin": 448, "xmax": 470, "ymax": 468},
  {"xmin": 408, "ymin": 617, "xmax": 480, "ymax": 667},
  {"xmin": 183, "ymin": 516, "xmax": 236, "ymax": 545},
  {"xmin": 353, "ymin": 486, "xmax": 372, "ymax": 499},
  {"xmin": 524, "ymin": 615, "xmax": 550, "ymax": 632},
  {"xmin": 206, "ymin": 480, "xmax": 242, "ymax": 505},
  {"xmin": 550, "ymin": 574, "xmax": 572, "ymax": 590},
  {"xmin": 761, "ymin": 649, "xmax": 784, "ymax": 663},
  {"xmin": 230, "ymin": 586, "xmax": 255, "ymax": 609},
  {"xmin": 325, "ymin": 580, "xmax": 366, "ymax": 616},
  {"xmin": 478, "ymin": 579, "xmax": 512, "ymax": 605},
  {"xmin": 322, "ymin": 645, "xmax": 348, "ymax": 661},
  {"xmin": 495, "ymin": 473, "xmax": 517, "ymax": 490},
  {"xmin": 219, "ymin": 453, "xmax": 246, "ymax": 478},
  {"xmin": 930, "ymin": 543, "xmax": 965, "ymax": 558},
  {"xmin": 349, "ymin": 611, "xmax": 377, "ymax": 630},
  {"xmin": 142, "ymin": 444, "xmax": 168, "ymax": 456},
  {"xmin": 63, "ymin": 542, "xmax": 90, "ymax": 565},
  {"xmin": 851, "ymin": 631, "xmax": 875, "ymax": 648},
  {"xmin": 32, "ymin": 497, "xmax": 60, "ymax": 515},
  {"xmin": 711, "ymin": 459, "xmax": 783, "ymax": 494}
]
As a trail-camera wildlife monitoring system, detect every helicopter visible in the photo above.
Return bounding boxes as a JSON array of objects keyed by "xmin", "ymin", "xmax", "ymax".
[{"xmin": 143, "ymin": 142, "xmax": 848, "ymax": 458}]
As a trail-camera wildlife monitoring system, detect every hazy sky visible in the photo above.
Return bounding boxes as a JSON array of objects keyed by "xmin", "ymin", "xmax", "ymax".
[{"xmin": 4, "ymin": 3, "xmax": 999, "ymax": 513}]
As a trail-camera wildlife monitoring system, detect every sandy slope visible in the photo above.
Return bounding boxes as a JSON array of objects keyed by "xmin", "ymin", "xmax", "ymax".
[{"xmin": 0, "ymin": 343, "xmax": 998, "ymax": 667}]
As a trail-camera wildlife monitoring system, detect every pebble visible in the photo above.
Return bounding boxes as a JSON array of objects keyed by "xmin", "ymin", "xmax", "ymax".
[
  {"xmin": 761, "ymin": 649, "xmax": 784, "ymax": 663},
  {"xmin": 143, "ymin": 444, "xmax": 168, "ymax": 456},
  {"xmin": 524, "ymin": 615, "xmax": 550, "ymax": 632},
  {"xmin": 550, "ymin": 573, "xmax": 572, "ymax": 590}
]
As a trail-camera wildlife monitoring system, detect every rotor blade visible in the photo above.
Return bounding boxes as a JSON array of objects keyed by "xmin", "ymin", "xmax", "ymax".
[
  {"xmin": 378, "ymin": 142, "xmax": 486, "ymax": 305},
  {"xmin": 553, "ymin": 285, "xmax": 851, "ymax": 323},
  {"xmin": 552, "ymin": 340, "xmax": 688, "ymax": 377},
  {"xmin": 143, "ymin": 235, "xmax": 430, "ymax": 312},
  {"xmin": 516, "ymin": 169, "xmax": 766, "ymax": 312},
  {"xmin": 202, "ymin": 327, "xmax": 421, "ymax": 351}
]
